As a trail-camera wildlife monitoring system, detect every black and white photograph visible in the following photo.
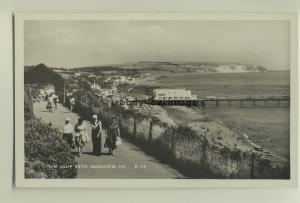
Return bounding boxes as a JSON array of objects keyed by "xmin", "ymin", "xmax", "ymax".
[{"xmin": 14, "ymin": 13, "xmax": 298, "ymax": 187}]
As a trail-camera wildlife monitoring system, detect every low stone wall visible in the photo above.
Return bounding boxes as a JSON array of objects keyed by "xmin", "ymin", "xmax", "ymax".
[{"xmin": 74, "ymin": 101, "xmax": 289, "ymax": 179}]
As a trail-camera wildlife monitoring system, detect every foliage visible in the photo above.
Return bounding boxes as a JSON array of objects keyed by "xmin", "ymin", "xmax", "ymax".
[
  {"xmin": 25, "ymin": 159, "xmax": 47, "ymax": 179},
  {"xmin": 77, "ymin": 79, "xmax": 91, "ymax": 91},
  {"xmin": 24, "ymin": 87, "xmax": 34, "ymax": 120},
  {"xmin": 174, "ymin": 125, "xmax": 199, "ymax": 141},
  {"xmin": 25, "ymin": 118, "xmax": 77, "ymax": 179},
  {"xmin": 24, "ymin": 63, "xmax": 65, "ymax": 92}
]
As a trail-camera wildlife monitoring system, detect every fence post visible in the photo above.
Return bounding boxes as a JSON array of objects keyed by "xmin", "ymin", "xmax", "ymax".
[
  {"xmin": 119, "ymin": 110, "xmax": 123, "ymax": 130},
  {"xmin": 170, "ymin": 128, "xmax": 175, "ymax": 153},
  {"xmin": 250, "ymin": 150, "xmax": 255, "ymax": 179},
  {"xmin": 201, "ymin": 136, "xmax": 208, "ymax": 169},
  {"xmin": 148, "ymin": 119, "xmax": 153, "ymax": 141},
  {"xmin": 85, "ymin": 95, "xmax": 87, "ymax": 108},
  {"xmin": 133, "ymin": 117, "xmax": 137, "ymax": 138}
]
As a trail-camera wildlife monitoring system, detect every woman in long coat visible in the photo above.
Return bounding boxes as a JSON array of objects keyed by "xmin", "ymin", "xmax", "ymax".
[
  {"xmin": 91, "ymin": 114, "xmax": 102, "ymax": 156},
  {"xmin": 106, "ymin": 117, "xmax": 121, "ymax": 156}
]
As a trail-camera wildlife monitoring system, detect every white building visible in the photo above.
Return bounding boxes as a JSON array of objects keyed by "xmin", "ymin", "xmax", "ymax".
[
  {"xmin": 74, "ymin": 72, "xmax": 81, "ymax": 77},
  {"xmin": 153, "ymin": 89, "xmax": 197, "ymax": 100},
  {"xmin": 91, "ymin": 80, "xmax": 100, "ymax": 90}
]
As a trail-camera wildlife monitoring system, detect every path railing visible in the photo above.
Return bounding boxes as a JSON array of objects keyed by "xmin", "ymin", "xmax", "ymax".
[{"xmin": 70, "ymin": 97, "xmax": 290, "ymax": 179}]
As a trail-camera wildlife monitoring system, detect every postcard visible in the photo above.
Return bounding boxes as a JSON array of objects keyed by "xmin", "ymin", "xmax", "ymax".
[{"xmin": 14, "ymin": 12, "xmax": 298, "ymax": 188}]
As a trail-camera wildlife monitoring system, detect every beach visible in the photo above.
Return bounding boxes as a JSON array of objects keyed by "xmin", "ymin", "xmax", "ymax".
[{"xmin": 135, "ymin": 71, "xmax": 290, "ymax": 159}]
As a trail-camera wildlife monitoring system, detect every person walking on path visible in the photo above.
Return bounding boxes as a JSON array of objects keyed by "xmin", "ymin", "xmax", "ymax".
[
  {"xmin": 61, "ymin": 117, "xmax": 74, "ymax": 149},
  {"xmin": 91, "ymin": 114, "xmax": 102, "ymax": 156},
  {"xmin": 70, "ymin": 97, "xmax": 75, "ymax": 112},
  {"xmin": 46, "ymin": 99, "xmax": 53, "ymax": 112},
  {"xmin": 74, "ymin": 117, "xmax": 88, "ymax": 157},
  {"xmin": 53, "ymin": 94, "xmax": 59, "ymax": 110},
  {"xmin": 105, "ymin": 116, "xmax": 121, "ymax": 156}
]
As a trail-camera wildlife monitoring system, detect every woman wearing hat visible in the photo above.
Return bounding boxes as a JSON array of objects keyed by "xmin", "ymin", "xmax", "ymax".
[
  {"xmin": 91, "ymin": 114, "xmax": 102, "ymax": 156},
  {"xmin": 105, "ymin": 116, "xmax": 121, "ymax": 156}
]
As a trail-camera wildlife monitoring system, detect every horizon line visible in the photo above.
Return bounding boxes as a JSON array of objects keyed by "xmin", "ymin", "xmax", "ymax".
[{"xmin": 24, "ymin": 61, "xmax": 290, "ymax": 71}]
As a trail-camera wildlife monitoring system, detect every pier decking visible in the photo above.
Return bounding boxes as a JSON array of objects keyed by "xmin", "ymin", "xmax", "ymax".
[{"xmin": 143, "ymin": 96, "xmax": 290, "ymax": 107}]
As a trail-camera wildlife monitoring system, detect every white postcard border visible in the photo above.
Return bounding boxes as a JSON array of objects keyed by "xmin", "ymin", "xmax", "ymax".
[{"xmin": 14, "ymin": 12, "xmax": 298, "ymax": 188}]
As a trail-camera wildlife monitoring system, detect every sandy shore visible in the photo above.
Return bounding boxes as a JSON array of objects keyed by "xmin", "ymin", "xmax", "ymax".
[{"xmin": 162, "ymin": 106, "xmax": 254, "ymax": 151}]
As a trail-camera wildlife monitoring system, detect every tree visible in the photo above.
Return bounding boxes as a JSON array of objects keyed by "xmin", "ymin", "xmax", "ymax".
[{"xmin": 24, "ymin": 63, "xmax": 65, "ymax": 92}]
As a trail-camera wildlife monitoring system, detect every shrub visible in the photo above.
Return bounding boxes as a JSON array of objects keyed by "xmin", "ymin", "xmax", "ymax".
[
  {"xmin": 25, "ymin": 118, "xmax": 77, "ymax": 178},
  {"xmin": 24, "ymin": 88, "xmax": 33, "ymax": 120},
  {"xmin": 24, "ymin": 63, "xmax": 64, "ymax": 92}
]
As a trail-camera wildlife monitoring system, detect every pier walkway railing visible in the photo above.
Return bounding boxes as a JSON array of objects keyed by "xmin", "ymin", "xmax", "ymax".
[{"xmin": 134, "ymin": 96, "xmax": 290, "ymax": 107}]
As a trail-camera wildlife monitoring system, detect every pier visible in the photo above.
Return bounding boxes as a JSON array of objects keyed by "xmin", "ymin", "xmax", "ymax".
[
  {"xmin": 145, "ymin": 96, "xmax": 290, "ymax": 107},
  {"xmin": 197, "ymin": 97, "xmax": 290, "ymax": 107}
]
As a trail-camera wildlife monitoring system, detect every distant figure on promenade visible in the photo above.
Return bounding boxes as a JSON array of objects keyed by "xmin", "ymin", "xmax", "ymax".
[
  {"xmin": 105, "ymin": 116, "xmax": 121, "ymax": 156},
  {"xmin": 53, "ymin": 95, "xmax": 59, "ymax": 110},
  {"xmin": 74, "ymin": 118, "xmax": 88, "ymax": 157},
  {"xmin": 62, "ymin": 117, "xmax": 74, "ymax": 149},
  {"xmin": 91, "ymin": 114, "xmax": 102, "ymax": 156},
  {"xmin": 46, "ymin": 99, "xmax": 53, "ymax": 112},
  {"xmin": 70, "ymin": 97, "xmax": 75, "ymax": 112}
]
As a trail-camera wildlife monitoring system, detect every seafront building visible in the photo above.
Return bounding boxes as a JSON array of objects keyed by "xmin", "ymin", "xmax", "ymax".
[{"xmin": 153, "ymin": 89, "xmax": 197, "ymax": 100}]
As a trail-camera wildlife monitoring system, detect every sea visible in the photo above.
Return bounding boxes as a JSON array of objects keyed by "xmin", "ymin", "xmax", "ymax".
[{"xmin": 156, "ymin": 71, "xmax": 290, "ymax": 159}]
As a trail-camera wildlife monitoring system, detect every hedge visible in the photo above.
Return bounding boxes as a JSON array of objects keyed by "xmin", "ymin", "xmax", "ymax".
[{"xmin": 25, "ymin": 118, "xmax": 78, "ymax": 179}]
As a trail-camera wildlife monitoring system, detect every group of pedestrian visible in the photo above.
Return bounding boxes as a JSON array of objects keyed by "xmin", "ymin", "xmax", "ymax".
[
  {"xmin": 45, "ymin": 93, "xmax": 59, "ymax": 112},
  {"xmin": 61, "ymin": 115, "xmax": 121, "ymax": 157}
]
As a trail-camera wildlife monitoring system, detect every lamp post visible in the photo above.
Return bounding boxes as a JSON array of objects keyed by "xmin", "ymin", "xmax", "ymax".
[{"xmin": 63, "ymin": 83, "xmax": 66, "ymax": 104}]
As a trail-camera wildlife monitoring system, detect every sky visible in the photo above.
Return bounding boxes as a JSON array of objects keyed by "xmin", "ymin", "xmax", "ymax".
[{"xmin": 24, "ymin": 20, "xmax": 290, "ymax": 70}]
